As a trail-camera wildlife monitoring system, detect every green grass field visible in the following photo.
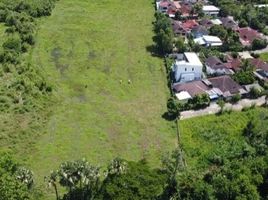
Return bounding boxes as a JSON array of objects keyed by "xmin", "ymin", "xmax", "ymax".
[
  {"xmin": 180, "ymin": 107, "xmax": 268, "ymax": 169},
  {"xmin": 260, "ymin": 52, "xmax": 268, "ymax": 62},
  {"xmin": 23, "ymin": 0, "xmax": 177, "ymax": 195}
]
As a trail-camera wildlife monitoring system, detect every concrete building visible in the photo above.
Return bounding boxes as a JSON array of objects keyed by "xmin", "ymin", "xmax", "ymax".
[
  {"xmin": 172, "ymin": 52, "xmax": 203, "ymax": 83},
  {"xmin": 202, "ymin": 5, "xmax": 220, "ymax": 16}
]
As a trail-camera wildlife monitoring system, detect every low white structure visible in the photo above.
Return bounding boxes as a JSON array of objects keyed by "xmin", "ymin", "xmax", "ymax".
[
  {"xmin": 211, "ymin": 19, "xmax": 222, "ymax": 25},
  {"xmin": 194, "ymin": 35, "xmax": 223, "ymax": 47},
  {"xmin": 254, "ymin": 4, "xmax": 268, "ymax": 8},
  {"xmin": 175, "ymin": 91, "xmax": 192, "ymax": 101},
  {"xmin": 202, "ymin": 5, "xmax": 220, "ymax": 16},
  {"xmin": 172, "ymin": 52, "xmax": 203, "ymax": 83}
]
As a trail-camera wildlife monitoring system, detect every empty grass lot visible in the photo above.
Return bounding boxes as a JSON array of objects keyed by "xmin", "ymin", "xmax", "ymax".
[
  {"xmin": 180, "ymin": 107, "xmax": 268, "ymax": 170},
  {"xmin": 24, "ymin": 0, "xmax": 177, "ymax": 194}
]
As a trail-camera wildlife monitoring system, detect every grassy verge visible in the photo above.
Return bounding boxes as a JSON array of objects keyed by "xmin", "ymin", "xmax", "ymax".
[{"xmin": 260, "ymin": 52, "xmax": 268, "ymax": 62}]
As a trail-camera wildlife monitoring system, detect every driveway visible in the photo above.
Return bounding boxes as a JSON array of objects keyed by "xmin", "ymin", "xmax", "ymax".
[{"xmin": 180, "ymin": 96, "xmax": 266, "ymax": 120}]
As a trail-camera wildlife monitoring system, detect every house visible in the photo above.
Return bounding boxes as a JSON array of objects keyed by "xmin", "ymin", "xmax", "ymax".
[
  {"xmin": 205, "ymin": 56, "xmax": 233, "ymax": 75},
  {"xmin": 172, "ymin": 52, "xmax": 203, "ymax": 83},
  {"xmin": 182, "ymin": 19, "xmax": 199, "ymax": 30},
  {"xmin": 171, "ymin": 20, "xmax": 188, "ymax": 36},
  {"xmin": 237, "ymin": 27, "xmax": 262, "ymax": 46},
  {"xmin": 178, "ymin": 2, "xmax": 193, "ymax": 18},
  {"xmin": 199, "ymin": 18, "xmax": 213, "ymax": 29},
  {"xmin": 171, "ymin": 19, "xmax": 198, "ymax": 36},
  {"xmin": 220, "ymin": 16, "xmax": 238, "ymax": 30},
  {"xmin": 250, "ymin": 58, "xmax": 268, "ymax": 81},
  {"xmin": 191, "ymin": 25, "xmax": 209, "ymax": 38},
  {"xmin": 158, "ymin": 0, "xmax": 177, "ymax": 16},
  {"xmin": 224, "ymin": 55, "xmax": 242, "ymax": 72},
  {"xmin": 172, "ymin": 80, "xmax": 220, "ymax": 100},
  {"xmin": 208, "ymin": 75, "xmax": 247, "ymax": 98},
  {"xmin": 194, "ymin": 35, "xmax": 223, "ymax": 46},
  {"xmin": 202, "ymin": 5, "xmax": 220, "ymax": 16}
]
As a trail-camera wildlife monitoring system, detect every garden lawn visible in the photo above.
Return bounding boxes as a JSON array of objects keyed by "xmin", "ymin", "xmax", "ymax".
[
  {"xmin": 180, "ymin": 107, "xmax": 268, "ymax": 170},
  {"xmin": 260, "ymin": 52, "xmax": 268, "ymax": 62},
  {"xmin": 25, "ymin": 0, "xmax": 177, "ymax": 196}
]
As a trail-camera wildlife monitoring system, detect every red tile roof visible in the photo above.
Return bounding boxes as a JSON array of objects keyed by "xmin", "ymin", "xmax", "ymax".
[
  {"xmin": 224, "ymin": 57, "xmax": 242, "ymax": 71},
  {"xmin": 250, "ymin": 58, "xmax": 268, "ymax": 71},
  {"xmin": 208, "ymin": 75, "xmax": 243, "ymax": 95},
  {"xmin": 172, "ymin": 81, "xmax": 210, "ymax": 97},
  {"xmin": 237, "ymin": 27, "xmax": 262, "ymax": 46},
  {"xmin": 178, "ymin": 3, "xmax": 192, "ymax": 16},
  {"xmin": 181, "ymin": 20, "xmax": 198, "ymax": 30}
]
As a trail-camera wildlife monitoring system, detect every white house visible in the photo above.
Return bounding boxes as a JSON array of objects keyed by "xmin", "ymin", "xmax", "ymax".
[
  {"xmin": 202, "ymin": 5, "xmax": 220, "ymax": 16},
  {"xmin": 172, "ymin": 52, "xmax": 203, "ymax": 83},
  {"xmin": 194, "ymin": 35, "xmax": 223, "ymax": 47}
]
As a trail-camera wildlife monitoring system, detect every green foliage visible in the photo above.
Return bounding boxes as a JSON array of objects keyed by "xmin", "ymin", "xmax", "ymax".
[
  {"xmin": 174, "ymin": 36, "xmax": 186, "ymax": 53},
  {"xmin": 233, "ymin": 60, "xmax": 255, "ymax": 85},
  {"xmin": 249, "ymin": 87, "xmax": 262, "ymax": 99},
  {"xmin": 154, "ymin": 12, "xmax": 174, "ymax": 54},
  {"xmin": 252, "ymin": 38, "xmax": 268, "ymax": 50},
  {"xmin": 243, "ymin": 114, "xmax": 268, "ymax": 155},
  {"xmin": 167, "ymin": 97, "xmax": 180, "ymax": 119},
  {"xmin": 210, "ymin": 25, "xmax": 228, "ymax": 41},
  {"xmin": 100, "ymin": 160, "xmax": 167, "ymax": 200},
  {"xmin": 0, "ymin": 153, "xmax": 34, "ymax": 200},
  {"xmin": 188, "ymin": 94, "xmax": 210, "ymax": 110}
]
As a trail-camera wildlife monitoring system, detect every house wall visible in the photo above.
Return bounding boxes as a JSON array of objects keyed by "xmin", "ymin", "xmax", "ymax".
[
  {"xmin": 173, "ymin": 63, "xmax": 203, "ymax": 82},
  {"xmin": 203, "ymin": 11, "xmax": 219, "ymax": 16},
  {"xmin": 206, "ymin": 66, "xmax": 229, "ymax": 75}
]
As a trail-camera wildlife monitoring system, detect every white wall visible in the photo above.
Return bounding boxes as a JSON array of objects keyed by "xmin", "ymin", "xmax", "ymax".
[{"xmin": 174, "ymin": 63, "xmax": 202, "ymax": 82}]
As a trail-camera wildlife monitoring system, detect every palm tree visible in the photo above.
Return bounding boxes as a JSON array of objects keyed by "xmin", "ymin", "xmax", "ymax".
[
  {"xmin": 15, "ymin": 167, "xmax": 34, "ymax": 189},
  {"xmin": 107, "ymin": 157, "xmax": 127, "ymax": 176},
  {"xmin": 45, "ymin": 170, "xmax": 59, "ymax": 200}
]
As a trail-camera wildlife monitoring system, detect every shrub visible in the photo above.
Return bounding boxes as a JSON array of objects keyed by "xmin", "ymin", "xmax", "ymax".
[
  {"xmin": 252, "ymin": 39, "xmax": 268, "ymax": 50},
  {"xmin": 231, "ymin": 94, "xmax": 241, "ymax": 103},
  {"xmin": 3, "ymin": 35, "xmax": 22, "ymax": 53}
]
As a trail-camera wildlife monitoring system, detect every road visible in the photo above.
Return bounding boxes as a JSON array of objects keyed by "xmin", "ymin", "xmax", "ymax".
[{"xmin": 180, "ymin": 96, "xmax": 266, "ymax": 120}]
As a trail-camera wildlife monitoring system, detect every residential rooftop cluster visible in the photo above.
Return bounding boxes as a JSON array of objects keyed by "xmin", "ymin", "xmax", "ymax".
[
  {"xmin": 154, "ymin": 0, "xmax": 268, "ymax": 109},
  {"xmin": 156, "ymin": 0, "xmax": 266, "ymax": 48}
]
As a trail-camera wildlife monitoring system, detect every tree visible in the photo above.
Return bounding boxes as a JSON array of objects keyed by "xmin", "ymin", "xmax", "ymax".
[
  {"xmin": 3, "ymin": 34, "xmax": 22, "ymax": 53},
  {"xmin": 233, "ymin": 60, "xmax": 255, "ymax": 85},
  {"xmin": 209, "ymin": 25, "xmax": 228, "ymax": 41},
  {"xmin": 174, "ymin": 36, "xmax": 186, "ymax": 53},
  {"xmin": 15, "ymin": 167, "xmax": 34, "ymax": 189},
  {"xmin": 217, "ymin": 98, "xmax": 225, "ymax": 114},
  {"xmin": 107, "ymin": 157, "xmax": 127, "ymax": 176},
  {"xmin": 167, "ymin": 97, "xmax": 180, "ymax": 119},
  {"xmin": 188, "ymin": 94, "xmax": 210, "ymax": 110},
  {"xmin": 155, "ymin": 29, "xmax": 173, "ymax": 54},
  {"xmin": 45, "ymin": 171, "xmax": 60, "ymax": 200},
  {"xmin": 239, "ymin": 19, "xmax": 248, "ymax": 27},
  {"xmin": 231, "ymin": 94, "xmax": 241, "ymax": 103},
  {"xmin": 0, "ymin": 153, "xmax": 34, "ymax": 200},
  {"xmin": 252, "ymin": 38, "xmax": 268, "ymax": 50},
  {"xmin": 249, "ymin": 87, "xmax": 262, "ymax": 99},
  {"xmin": 99, "ymin": 160, "xmax": 167, "ymax": 200}
]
